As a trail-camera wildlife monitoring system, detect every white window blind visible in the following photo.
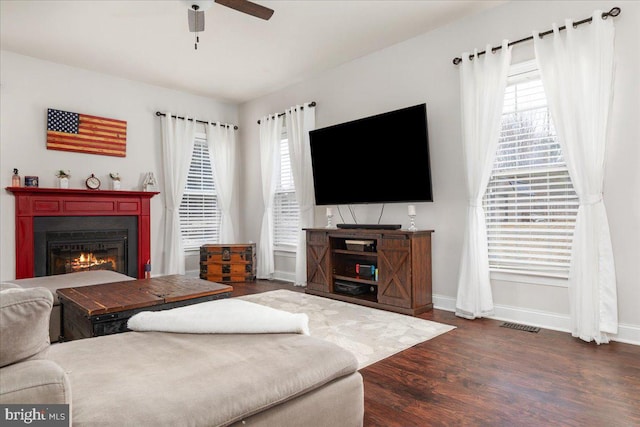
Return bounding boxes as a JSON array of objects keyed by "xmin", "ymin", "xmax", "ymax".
[
  {"xmin": 179, "ymin": 135, "xmax": 221, "ymax": 250},
  {"xmin": 483, "ymin": 64, "xmax": 578, "ymax": 279},
  {"xmin": 273, "ymin": 136, "xmax": 299, "ymax": 247}
]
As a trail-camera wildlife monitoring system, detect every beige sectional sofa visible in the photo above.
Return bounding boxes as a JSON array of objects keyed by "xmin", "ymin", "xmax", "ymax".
[
  {"xmin": 0, "ymin": 282, "xmax": 364, "ymax": 426},
  {"xmin": 3, "ymin": 270, "xmax": 135, "ymax": 342}
]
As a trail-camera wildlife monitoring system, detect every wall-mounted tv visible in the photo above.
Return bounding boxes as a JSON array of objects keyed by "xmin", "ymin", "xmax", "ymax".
[{"xmin": 309, "ymin": 103, "xmax": 433, "ymax": 206}]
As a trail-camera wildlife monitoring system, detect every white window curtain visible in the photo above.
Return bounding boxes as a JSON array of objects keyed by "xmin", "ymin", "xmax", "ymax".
[
  {"xmin": 160, "ymin": 113, "xmax": 196, "ymax": 275},
  {"xmin": 534, "ymin": 11, "xmax": 617, "ymax": 344},
  {"xmin": 455, "ymin": 41, "xmax": 512, "ymax": 319},
  {"xmin": 206, "ymin": 122, "xmax": 237, "ymax": 244},
  {"xmin": 257, "ymin": 114, "xmax": 283, "ymax": 279},
  {"xmin": 285, "ymin": 103, "xmax": 316, "ymax": 286}
]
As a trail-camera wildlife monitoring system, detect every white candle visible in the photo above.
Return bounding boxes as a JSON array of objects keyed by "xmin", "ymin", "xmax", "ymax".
[
  {"xmin": 408, "ymin": 205, "xmax": 416, "ymax": 216},
  {"xmin": 326, "ymin": 207, "xmax": 333, "ymax": 217}
]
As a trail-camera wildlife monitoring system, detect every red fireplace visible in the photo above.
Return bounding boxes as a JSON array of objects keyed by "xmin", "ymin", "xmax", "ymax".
[
  {"xmin": 34, "ymin": 215, "xmax": 137, "ymax": 277},
  {"xmin": 7, "ymin": 187, "xmax": 158, "ymax": 279}
]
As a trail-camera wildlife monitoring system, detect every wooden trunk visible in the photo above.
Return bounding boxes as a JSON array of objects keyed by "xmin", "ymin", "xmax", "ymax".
[
  {"xmin": 200, "ymin": 243, "xmax": 256, "ymax": 283},
  {"xmin": 57, "ymin": 275, "xmax": 233, "ymax": 341}
]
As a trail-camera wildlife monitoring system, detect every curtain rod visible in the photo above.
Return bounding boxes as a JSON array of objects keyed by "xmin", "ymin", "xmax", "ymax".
[
  {"xmin": 452, "ymin": 6, "xmax": 621, "ymax": 65},
  {"xmin": 155, "ymin": 112, "xmax": 238, "ymax": 130},
  {"xmin": 256, "ymin": 102, "xmax": 317, "ymax": 124}
]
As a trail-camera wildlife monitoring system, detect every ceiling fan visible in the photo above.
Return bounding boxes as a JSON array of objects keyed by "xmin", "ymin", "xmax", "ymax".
[{"xmin": 186, "ymin": 0, "xmax": 274, "ymax": 49}]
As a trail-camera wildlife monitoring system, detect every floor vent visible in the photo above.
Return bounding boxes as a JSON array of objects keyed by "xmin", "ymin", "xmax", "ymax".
[{"xmin": 500, "ymin": 322, "xmax": 540, "ymax": 333}]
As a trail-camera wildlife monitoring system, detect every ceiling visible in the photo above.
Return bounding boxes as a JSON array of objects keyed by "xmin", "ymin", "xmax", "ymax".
[{"xmin": 0, "ymin": 0, "xmax": 504, "ymax": 104}]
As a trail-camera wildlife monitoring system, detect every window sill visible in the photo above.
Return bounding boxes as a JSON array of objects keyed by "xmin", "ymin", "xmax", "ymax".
[{"xmin": 490, "ymin": 271, "xmax": 568, "ymax": 288}]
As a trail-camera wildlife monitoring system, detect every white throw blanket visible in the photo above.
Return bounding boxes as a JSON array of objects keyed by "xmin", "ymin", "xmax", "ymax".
[{"xmin": 127, "ymin": 299, "xmax": 309, "ymax": 335}]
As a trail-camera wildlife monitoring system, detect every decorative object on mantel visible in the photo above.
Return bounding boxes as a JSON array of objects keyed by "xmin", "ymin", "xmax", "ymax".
[
  {"xmin": 47, "ymin": 108, "xmax": 127, "ymax": 157},
  {"xmin": 142, "ymin": 172, "xmax": 157, "ymax": 192},
  {"xmin": 55, "ymin": 170, "xmax": 71, "ymax": 189},
  {"xmin": 109, "ymin": 172, "xmax": 121, "ymax": 190},
  {"xmin": 11, "ymin": 169, "xmax": 20, "ymax": 187},
  {"xmin": 85, "ymin": 174, "xmax": 101, "ymax": 190},
  {"xmin": 24, "ymin": 176, "xmax": 39, "ymax": 187}
]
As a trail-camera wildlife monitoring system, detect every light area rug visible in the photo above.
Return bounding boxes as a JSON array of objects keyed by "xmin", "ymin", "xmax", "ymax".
[{"xmin": 239, "ymin": 290, "xmax": 455, "ymax": 369}]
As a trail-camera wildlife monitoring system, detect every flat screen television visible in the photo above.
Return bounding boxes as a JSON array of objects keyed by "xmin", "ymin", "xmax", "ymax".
[{"xmin": 309, "ymin": 103, "xmax": 433, "ymax": 206}]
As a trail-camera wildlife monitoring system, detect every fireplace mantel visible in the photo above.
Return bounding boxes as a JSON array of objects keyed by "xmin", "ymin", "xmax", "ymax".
[{"xmin": 6, "ymin": 187, "xmax": 159, "ymax": 279}]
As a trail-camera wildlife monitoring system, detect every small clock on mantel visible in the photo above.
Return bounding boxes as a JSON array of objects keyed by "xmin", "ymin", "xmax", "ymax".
[{"xmin": 85, "ymin": 174, "xmax": 101, "ymax": 190}]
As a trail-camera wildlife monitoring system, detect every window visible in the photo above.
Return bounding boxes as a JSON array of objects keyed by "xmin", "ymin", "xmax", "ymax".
[
  {"xmin": 273, "ymin": 134, "xmax": 299, "ymax": 248},
  {"xmin": 483, "ymin": 62, "xmax": 578, "ymax": 279},
  {"xmin": 179, "ymin": 134, "xmax": 221, "ymax": 250}
]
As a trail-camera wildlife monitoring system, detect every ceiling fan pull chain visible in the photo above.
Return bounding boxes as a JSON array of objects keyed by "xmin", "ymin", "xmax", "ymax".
[{"xmin": 194, "ymin": 4, "xmax": 200, "ymax": 50}]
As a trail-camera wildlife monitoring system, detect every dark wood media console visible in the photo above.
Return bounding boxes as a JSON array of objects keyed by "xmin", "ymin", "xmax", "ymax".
[{"xmin": 305, "ymin": 228, "xmax": 433, "ymax": 316}]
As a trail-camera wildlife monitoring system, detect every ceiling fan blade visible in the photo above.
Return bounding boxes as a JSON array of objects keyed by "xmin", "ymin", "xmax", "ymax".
[
  {"xmin": 188, "ymin": 9, "xmax": 205, "ymax": 32},
  {"xmin": 214, "ymin": 0, "xmax": 274, "ymax": 20}
]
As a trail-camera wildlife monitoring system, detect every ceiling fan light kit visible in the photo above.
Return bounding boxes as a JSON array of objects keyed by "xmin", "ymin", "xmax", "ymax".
[{"xmin": 185, "ymin": 0, "xmax": 274, "ymax": 50}]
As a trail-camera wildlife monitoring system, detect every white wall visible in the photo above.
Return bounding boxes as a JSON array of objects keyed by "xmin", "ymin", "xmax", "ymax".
[
  {"xmin": 1, "ymin": 1, "xmax": 637, "ymax": 344},
  {"xmin": 238, "ymin": 1, "xmax": 640, "ymax": 343},
  {"xmin": 0, "ymin": 50, "xmax": 239, "ymax": 280}
]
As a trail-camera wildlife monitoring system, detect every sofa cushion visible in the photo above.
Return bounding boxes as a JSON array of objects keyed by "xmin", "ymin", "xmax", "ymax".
[
  {"xmin": 0, "ymin": 287, "xmax": 52, "ymax": 367},
  {"xmin": 229, "ymin": 372, "xmax": 364, "ymax": 427},
  {"xmin": 0, "ymin": 359, "xmax": 71, "ymax": 404},
  {"xmin": 48, "ymin": 331, "xmax": 359, "ymax": 426},
  {"xmin": 0, "ymin": 283, "xmax": 21, "ymax": 291},
  {"xmin": 4, "ymin": 270, "xmax": 135, "ymax": 306}
]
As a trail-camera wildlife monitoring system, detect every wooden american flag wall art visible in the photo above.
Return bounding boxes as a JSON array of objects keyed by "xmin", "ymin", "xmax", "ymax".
[{"xmin": 46, "ymin": 108, "xmax": 127, "ymax": 157}]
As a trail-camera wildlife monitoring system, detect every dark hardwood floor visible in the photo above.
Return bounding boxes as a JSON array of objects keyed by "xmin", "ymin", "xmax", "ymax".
[{"xmin": 230, "ymin": 280, "xmax": 640, "ymax": 427}]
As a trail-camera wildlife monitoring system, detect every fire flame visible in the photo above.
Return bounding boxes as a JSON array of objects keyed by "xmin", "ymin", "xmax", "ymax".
[{"xmin": 71, "ymin": 252, "xmax": 111, "ymax": 270}]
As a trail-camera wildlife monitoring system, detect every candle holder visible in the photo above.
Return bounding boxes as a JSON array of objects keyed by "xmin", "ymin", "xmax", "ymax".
[
  {"xmin": 325, "ymin": 207, "xmax": 335, "ymax": 228},
  {"xmin": 326, "ymin": 212, "xmax": 334, "ymax": 228},
  {"xmin": 142, "ymin": 172, "xmax": 157, "ymax": 192},
  {"xmin": 407, "ymin": 204, "xmax": 417, "ymax": 231},
  {"xmin": 408, "ymin": 214, "xmax": 417, "ymax": 231}
]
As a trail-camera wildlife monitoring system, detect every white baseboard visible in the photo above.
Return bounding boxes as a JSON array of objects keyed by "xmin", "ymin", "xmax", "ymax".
[
  {"xmin": 273, "ymin": 269, "xmax": 296, "ymax": 283},
  {"xmin": 612, "ymin": 323, "xmax": 640, "ymax": 346},
  {"xmin": 191, "ymin": 266, "xmax": 296, "ymax": 284},
  {"xmin": 185, "ymin": 269, "xmax": 199, "ymax": 278},
  {"xmin": 190, "ymin": 267, "xmax": 296, "ymax": 285},
  {"xmin": 433, "ymin": 294, "xmax": 639, "ymax": 346}
]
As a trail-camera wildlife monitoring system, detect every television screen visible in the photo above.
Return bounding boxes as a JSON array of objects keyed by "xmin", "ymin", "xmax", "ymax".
[{"xmin": 309, "ymin": 103, "xmax": 433, "ymax": 206}]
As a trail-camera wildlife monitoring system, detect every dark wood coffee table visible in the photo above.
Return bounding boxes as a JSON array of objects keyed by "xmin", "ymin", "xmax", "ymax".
[{"xmin": 57, "ymin": 275, "xmax": 233, "ymax": 341}]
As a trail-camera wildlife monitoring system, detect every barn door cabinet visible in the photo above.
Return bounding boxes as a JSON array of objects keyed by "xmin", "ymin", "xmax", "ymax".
[{"xmin": 305, "ymin": 228, "xmax": 433, "ymax": 316}]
